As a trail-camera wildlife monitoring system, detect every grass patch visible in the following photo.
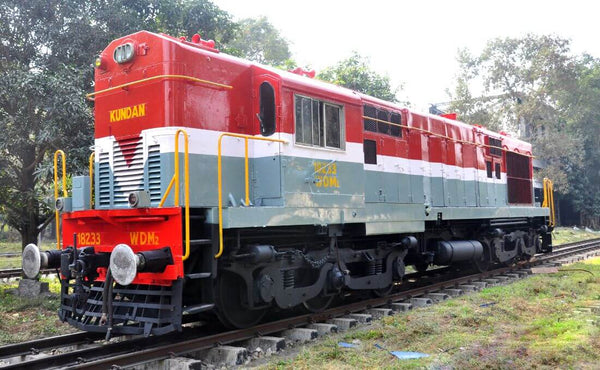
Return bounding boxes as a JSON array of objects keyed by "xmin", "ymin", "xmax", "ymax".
[
  {"xmin": 552, "ymin": 226, "xmax": 600, "ymax": 245},
  {"xmin": 263, "ymin": 257, "xmax": 600, "ymax": 369},
  {"xmin": 0, "ymin": 255, "xmax": 21, "ymax": 269},
  {"xmin": 0, "ymin": 242, "xmax": 54, "ymax": 269},
  {"xmin": 0, "ymin": 276, "xmax": 77, "ymax": 344},
  {"xmin": 0, "ymin": 242, "xmax": 21, "ymax": 254}
]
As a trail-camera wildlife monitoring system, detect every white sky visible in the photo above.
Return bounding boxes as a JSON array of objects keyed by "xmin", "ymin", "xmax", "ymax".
[{"xmin": 216, "ymin": 0, "xmax": 600, "ymax": 113}]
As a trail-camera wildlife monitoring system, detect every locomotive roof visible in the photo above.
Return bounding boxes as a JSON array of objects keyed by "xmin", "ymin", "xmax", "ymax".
[{"xmin": 102, "ymin": 30, "xmax": 533, "ymax": 156}]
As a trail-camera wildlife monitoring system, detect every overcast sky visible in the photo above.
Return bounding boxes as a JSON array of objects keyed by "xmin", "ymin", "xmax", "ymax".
[{"xmin": 216, "ymin": 0, "xmax": 599, "ymax": 112}]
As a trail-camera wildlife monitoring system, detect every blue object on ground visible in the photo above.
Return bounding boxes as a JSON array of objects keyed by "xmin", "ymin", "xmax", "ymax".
[
  {"xmin": 338, "ymin": 342, "xmax": 358, "ymax": 348},
  {"xmin": 375, "ymin": 343, "xmax": 429, "ymax": 359},
  {"xmin": 389, "ymin": 351, "xmax": 430, "ymax": 359},
  {"xmin": 479, "ymin": 302, "xmax": 497, "ymax": 307}
]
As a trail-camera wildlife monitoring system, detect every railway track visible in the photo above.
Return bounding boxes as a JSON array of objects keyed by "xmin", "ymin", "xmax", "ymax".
[{"xmin": 1, "ymin": 238, "xmax": 599, "ymax": 369}]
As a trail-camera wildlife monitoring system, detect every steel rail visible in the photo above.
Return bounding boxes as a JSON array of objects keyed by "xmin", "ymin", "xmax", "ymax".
[
  {"xmin": 0, "ymin": 332, "xmax": 104, "ymax": 359},
  {"xmin": 1, "ymin": 238, "xmax": 599, "ymax": 369}
]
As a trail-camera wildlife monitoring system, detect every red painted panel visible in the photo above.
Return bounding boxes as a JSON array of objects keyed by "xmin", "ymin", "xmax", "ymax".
[
  {"xmin": 62, "ymin": 207, "xmax": 183, "ymax": 286},
  {"xmin": 93, "ymin": 30, "xmax": 534, "ymax": 180}
]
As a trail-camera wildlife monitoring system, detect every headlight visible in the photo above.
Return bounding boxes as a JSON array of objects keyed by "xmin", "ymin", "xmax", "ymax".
[
  {"xmin": 113, "ymin": 42, "xmax": 135, "ymax": 64},
  {"xmin": 55, "ymin": 197, "xmax": 72, "ymax": 212},
  {"xmin": 128, "ymin": 191, "xmax": 151, "ymax": 208},
  {"xmin": 22, "ymin": 244, "xmax": 42, "ymax": 279},
  {"xmin": 110, "ymin": 244, "xmax": 140, "ymax": 285}
]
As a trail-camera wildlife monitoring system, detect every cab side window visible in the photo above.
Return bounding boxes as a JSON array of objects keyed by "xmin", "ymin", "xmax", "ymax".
[{"xmin": 295, "ymin": 95, "xmax": 344, "ymax": 149}]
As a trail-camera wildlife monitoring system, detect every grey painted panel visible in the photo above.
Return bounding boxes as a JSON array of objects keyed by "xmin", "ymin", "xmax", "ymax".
[
  {"xmin": 365, "ymin": 221, "xmax": 425, "ymax": 235},
  {"xmin": 423, "ymin": 173, "xmax": 432, "ymax": 205},
  {"xmin": 496, "ymin": 182, "xmax": 507, "ymax": 205},
  {"xmin": 487, "ymin": 181, "xmax": 496, "ymax": 206},
  {"xmin": 253, "ymin": 155, "xmax": 282, "ymax": 203},
  {"xmin": 364, "ymin": 171, "xmax": 380, "ymax": 203},
  {"xmin": 283, "ymin": 192, "xmax": 363, "ymax": 208},
  {"xmin": 465, "ymin": 180, "xmax": 477, "ymax": 206},
  {"xmin": 430, "ymin": 177, "xmax": 445, "ymax": 206},
  {"xmin": 214, "ymin": 201, "xmax": 426, "ymax": 228},
  {"xmin": 426, "ymin": 205, "xmax": 549, "ymax": 221},
  {"xmin": 219, "ymin": 206, "xmax": 349, "ymax": 228},
  {"xmin": 211, "ymin": 196, "xmax": 546, "ymax": 229},
  {"xmin": 478, "ymin": 181, "xmax": 489, "ymax": 206},
  {"xmin": 398, "ymin": 172, "xmax": 412, "ymax": 203},
  {"xmin": 383, "ymin": 171, "xmax": 400, "ymax": 203},
  {"xmin": 161, "ymin": 153, "xmax": 246, "ymax": 207},
  {"xmin": 411, "ymin": 173, "xmax": 425, "ymax": 204},
  {"xmin": 445, "ymin": 178, "xmax": 462, "ymax": 207},
  {"xmin": 363, "ymin": 203, "xmax": 425, "ymax": 222},
  {"xmin": 444, "ymin": 176, "xmax": 454, "ymax": 206},
  {"xmin": 282, "ymin": 156, "xmax": 365, "ymax": 208}
]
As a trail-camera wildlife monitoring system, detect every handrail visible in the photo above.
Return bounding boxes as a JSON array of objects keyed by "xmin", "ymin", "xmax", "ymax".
[
  {"xmin": 86, "ymin": 74, "xmax": 233, "ymax": 100},
  {"xmin": 53, "ymin": 150, "xmax": 67, "ymax": 250},
  {"xmin": 89, "ymin": 152, "xmax": 95, "ymax": 208},
  {"xmin": 542, "ymin": 178, "xmax": 556, "ymax": 227},
  {"xmin": 158, "ymin": 129, "xmax": 191, "ymax": 261},
  {"xmin": 216, "ymin": 134, "xmax": 287, "ymax": 259}
]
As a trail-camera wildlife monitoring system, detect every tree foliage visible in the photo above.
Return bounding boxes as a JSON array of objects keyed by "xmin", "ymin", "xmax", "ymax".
[
  {"xmin": 227, "ymin": 16, "xmax": 292, "ymax": 66},
  {"xmin": 0, "ymin": 0, "xmax": 239, "ymax": 247},
  {"xmin": 318, "ymin": 52, "xmax": 400, "ymax": 103},
  {"xmin": 449, "ymin": 34, "xmax": 600, "ymax": 226}
]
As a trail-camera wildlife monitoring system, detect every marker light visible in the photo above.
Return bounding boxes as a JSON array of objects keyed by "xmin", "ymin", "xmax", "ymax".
[
  {"xmin": 110, "ymin": 244, "xmax": 140, "ymax": 285},
  {"xmin": 94, "ymin": 56, "xmax": 105, "ymax": 69}
]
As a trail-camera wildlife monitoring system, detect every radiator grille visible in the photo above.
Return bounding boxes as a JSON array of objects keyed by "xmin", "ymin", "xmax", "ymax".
[
  {"xmin": 113, "ymin": 138, "xmax": 144, "ymax": 207},
  {"xmin": 98, "ymin": 152, "xmax": 111, "ymax": 207},
  {"xmin": 96, "ymin": 136, "xmax": 161, "ymax": 208},
  {"xmin": 147, "ymin": 144, "xmax": 162, "ymax": 203}
]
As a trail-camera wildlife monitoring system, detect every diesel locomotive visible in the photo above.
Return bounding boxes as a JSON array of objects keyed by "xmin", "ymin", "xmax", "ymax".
[{"xmin": 21, "ymin": 31, "xmax": 555, "ymax": 336}]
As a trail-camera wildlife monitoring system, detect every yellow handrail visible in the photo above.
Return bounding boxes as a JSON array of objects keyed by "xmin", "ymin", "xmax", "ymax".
[
  {"xmin": 216, "ymin": 133, "xmax": 287, "ymax": 258},
  {"xmin": 53, "ymin": 150, "xmax": 67, "ymax": 250},
  {"xmin": 89, "ymin": 152, "xmax": 95, "ymax": 208},
  {"xmin": 86, "ymin": 74, "xmax": 232, "ymax": 100},
  {"xmin": 158, "ymin": 129, "xmax": 191, "ymax": 261},
  {"xmin": 542, "ymin": 178, "xmax": 555, "ymax": 227}
]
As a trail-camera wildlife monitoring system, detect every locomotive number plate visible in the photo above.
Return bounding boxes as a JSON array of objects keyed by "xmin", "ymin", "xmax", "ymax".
[{"xmin": 78, "ymin": 232, "xmax": 101, "ymax": 246}]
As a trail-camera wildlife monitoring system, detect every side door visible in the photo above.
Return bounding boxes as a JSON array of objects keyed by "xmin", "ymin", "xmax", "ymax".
[{"xmin": 251, "ymin": 71, "xmax": 283, "ymax": 205}]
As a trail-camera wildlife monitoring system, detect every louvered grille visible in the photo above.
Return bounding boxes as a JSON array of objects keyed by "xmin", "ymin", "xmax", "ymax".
[
  {"xmin": 98, "ymin": 152, "xmax": 111, "ymax": 207},
  {"xmin": 95, "ymin": 136, "xmax": 162, "ymax": 208},
  {"xmin": 113, "ymin": 138, "xmax": 144, "ymax": 207},
  {"xmin": 147, "ymin": 144, "xmax": 161, "ymax": 203}
]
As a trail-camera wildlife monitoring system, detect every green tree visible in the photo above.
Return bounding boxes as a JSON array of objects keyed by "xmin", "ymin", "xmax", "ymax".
[
  {"xmin": 558, "ymin": 56, "xmax": 600, "ymax": 226},
  {"xmin": 318, "ymin": 52, "xmax": 401, "ymax": 103},
  {"xmin": 0, "ymin": 0, "xmax": 238, "ymax": 248},
  {"xmin": 227, "ymin": 16, "xmax": 292, "ymax": 66},
  {"xmin": 448, "ymin": 35, "xmax": 582, "ymax": 194},
  {"xmin": 448, "ymin": 35, "xmax": 600, "ymax": 226}
]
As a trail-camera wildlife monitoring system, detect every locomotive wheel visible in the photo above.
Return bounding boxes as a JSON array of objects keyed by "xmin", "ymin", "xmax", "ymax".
[
  {"xmin": 215, "ymin": 271, "xmax": 267, "ymax": 329},
  {"xmin": 302, "ymin": 294, "xmax": 335, "ymax": 313},
  {"xmin": 371, "ymin": 284, "xmax": 394, "ymax": 297}
]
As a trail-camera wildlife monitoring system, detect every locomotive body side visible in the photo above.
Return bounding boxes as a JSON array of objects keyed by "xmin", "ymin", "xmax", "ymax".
[{"xmin": 24, "ymin": 30, "xmax": 553, "ymax": 336}]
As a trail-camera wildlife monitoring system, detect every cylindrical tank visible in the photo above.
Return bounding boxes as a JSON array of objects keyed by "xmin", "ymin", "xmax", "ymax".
[{"xmin": 433, "ymin": 240, "xmax": 484, "ymax": 265}]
